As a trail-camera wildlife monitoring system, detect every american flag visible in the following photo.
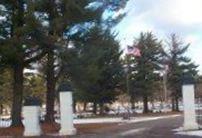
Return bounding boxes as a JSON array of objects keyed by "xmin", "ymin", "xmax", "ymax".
[{"xmin": 126, "ymin": 46, "xmax": 141, "ymax": 57}]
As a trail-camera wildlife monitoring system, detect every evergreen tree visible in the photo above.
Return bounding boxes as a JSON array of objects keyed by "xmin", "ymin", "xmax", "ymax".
[
  {"xmin": 0, "ymin": 0, "xmax": 46, "ymax": 126},
  {"xmin": 34, "ymin": 0, "xmax": 103, "ymax": 122},
  {"xmin": 129, "ymin": 32, "xmax": 163, "ymax": 113},
  {"xmin": 166, "ymin": 34, "xmax": 198, "ymax": 111},
  {"xmin": 62, "ymin": 27, "xmax": 124, "ymax": 115}
]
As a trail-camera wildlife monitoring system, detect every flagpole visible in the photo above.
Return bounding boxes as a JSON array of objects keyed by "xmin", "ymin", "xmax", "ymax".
[
  {"xmin": 126, "ymin": 55, "xmax": 130, "ymax": 95},
  {"xmin": 162, "ymin": 65, "xmax": 168, "ymax": 109},
  {"xmin": 163, "ymin": 70, "xmax": 167, "ymax": 102},
  {"xmin": 124, "ymin": 39, "xmax": 130, "ymax": 97}
]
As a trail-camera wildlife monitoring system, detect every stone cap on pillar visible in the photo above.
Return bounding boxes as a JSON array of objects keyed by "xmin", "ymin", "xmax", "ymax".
[
  {"xmin": 182, "ymin": 74, "xmax": 195, "ymax": 85},
  {"xmin": 24, "ymin": 96, "xmax": 41, "ymax": 106},
  {"xmin": 58, "ymin": 82, "xmax": 73, "ymax": 92}
]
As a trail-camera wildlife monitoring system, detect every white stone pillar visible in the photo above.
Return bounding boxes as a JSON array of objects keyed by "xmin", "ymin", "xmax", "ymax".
[
  {"xmin": 58, "ymin": 83, "xmax": 76, "ymax": 135},
  {"xmin": 23, "ymin": 97, "xmax": 41, "ymax": 136},
  {"xmin": 182, "ymin": 77, "xmax": 198, "ymax": 130}
]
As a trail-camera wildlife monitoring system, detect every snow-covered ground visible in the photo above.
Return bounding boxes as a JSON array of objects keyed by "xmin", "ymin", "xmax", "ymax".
[
  {"xmin": 0, "ymin": 119, "xmax": 11, "ymax": 127},
  {"xmin": 123, "ymin": 114, "xmax": 180, "ymax": 124},
  {"xmin": 174, "ymin": 127, "xmax": 202, "ymax": 137},
  {"xmin": 120, "ymin": 127, "xmax": 147, "ymax": 136},
  {"xmin": 176, "ymin": 130, "xmax": 202, "ymax": 137},
  {"xmin": 0, "ymin": 114, "xmax": 180, "ymax": 128}
]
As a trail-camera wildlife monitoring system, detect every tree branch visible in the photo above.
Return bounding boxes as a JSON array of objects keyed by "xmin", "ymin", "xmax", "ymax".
[{"xmin": 24, "ymin": 50, "xmax": 47, "ymax": 65}]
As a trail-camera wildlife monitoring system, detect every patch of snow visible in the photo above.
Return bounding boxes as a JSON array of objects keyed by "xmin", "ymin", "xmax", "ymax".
[
  {"xmin": 173, "ymin": 127, "xmax": 202, "ymax": 137},
  {"xmin": 135, "ymin": 109, "xmax": 143, "ymax": 114},
  {"xmin": 120, "ymin": 127, "xmax": 147, "ymax": 136},
  {"xmin": 56, "ymin": 118, "xmax": 123, "ymax": 124},
  {"xmin": 124, "ymin": 114, "xmax": 180, "ymax": 124},
  {"xmin": 0, "ymin": 120, "xmax": 11, "ymax": 127},
  {"xmin": 172, "ymin": 127, "xmax": 183, "ymax": 132},
  {"xmin": 176, "ymin": 130, "xmax": 202, "ymax": 137}
]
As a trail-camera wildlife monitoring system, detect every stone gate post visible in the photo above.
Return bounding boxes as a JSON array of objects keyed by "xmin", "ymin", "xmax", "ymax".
[
  {"xmin": 58, "ymin": 82, "xmax": 77, "ymax": 135},
  {"xmin": 182, "ymin": 75, "xmax": 198, "ymax": 130},
  {"xmin": 23, "ymin": 97, "xmax": 42, "ymax": 136}
]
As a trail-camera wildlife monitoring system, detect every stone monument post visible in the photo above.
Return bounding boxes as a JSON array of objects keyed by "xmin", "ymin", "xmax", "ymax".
[
  {"xmin": 23, "ymin": 97, "xmax": 42, "ymax": 136},
  {"xmin": 58, "ymin": 82, "xmax": 77, "ymax": 135},
  {"xmin": 182, "ymin": 75, "xmax": 198, "ymax": 130}
]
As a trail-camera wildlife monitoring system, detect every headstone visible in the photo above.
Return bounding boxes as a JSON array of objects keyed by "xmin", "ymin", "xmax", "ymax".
[
  {"xmin": 182, "ymin": 75, "xmax": 198, "ymax": 130},
  {"xmin": 23, "ymin": 97, "xmax": 42, "ymax": 136},
  {"xmin": 58, "ymin": 82, "xmax": 77, "ymax": 135}
]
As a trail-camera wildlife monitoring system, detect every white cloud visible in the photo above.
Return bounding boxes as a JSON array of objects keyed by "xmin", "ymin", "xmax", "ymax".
[
  {"xmin": 117, "ymin": 0, "xmax": 202, "ymax": 32},
  {"xmin": 171, "ymin": 0, "xmax": 202, "ymax": 25}
]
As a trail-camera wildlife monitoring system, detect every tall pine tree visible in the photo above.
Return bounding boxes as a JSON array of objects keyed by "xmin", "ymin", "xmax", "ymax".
[
  {"xmin": 166, "ymin": 34, "xmax": 198, "ymax": 111},
  {"xmin": 34, "ymin": 0, "xmax": 104, "ymax": 122},
  {"xmin": 0, "ymin": 0, "xmax": 47, "ymax": 126},
  {"xmin": 129, "ymin": 32, "xmax": 163, "ymax": 113},
  {"xmin": 62, "ymin": 26, "xmax": 124, "ymax": 115}
]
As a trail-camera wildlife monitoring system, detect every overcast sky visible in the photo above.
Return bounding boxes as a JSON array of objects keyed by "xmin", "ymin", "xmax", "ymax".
[{"xmin": 115, "ymin": 0, "xmax": 202, "ymax": 74}]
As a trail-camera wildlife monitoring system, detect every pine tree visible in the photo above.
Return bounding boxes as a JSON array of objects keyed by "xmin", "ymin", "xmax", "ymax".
[
  {"xmin": 0, "ymin": 0, "xmax": 46, "ymax": 126},
  {"xmin": 34, "ymin": 0, "xmax": 102, "ymax": 122},
  {"xmin": 129, "ymin": 32, "xmax": 163, "ymax": 113},
  {"xmin": 166, "ymin": 34, "xmax": 198, "ymax": 111},
  {"xmin": 62, "ymin": 26, "xmax": 124, "ymax": 115}
]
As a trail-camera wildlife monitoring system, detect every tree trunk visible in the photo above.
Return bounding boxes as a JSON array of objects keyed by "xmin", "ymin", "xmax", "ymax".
[
  {"xmin": 175, "ymin": 97, "xmax": 179, "ymax": 111},
  {"xmin": 0, "ymin": 104, "xmax": 3, "ymax": 115},
  {"xmin": 93, "ymin": 102, "xmax": 97, "ymax": 115},
  {"xmin": 73, "ymin": 100, "xmax": 76, "ymax": 113},
  {"xmin": 11, "ymin": 65, "xmax": 24, "ymax": 126},
  {"xmin": 171, "ymin": 97, "xmax": 175, "ymax": 111},
  {"xmin": 130, "ymin": 96, "xmax": 135, "ymax": 110},
  {"xmin": 143, "ymin": 96, "xmax": 149, "ymax": 113},
  {"xmin": 45, "ymin": 50, "xmax": 56, "ymax": 123},
  {"xmin": 99, "ymin": 103, "xmax": 104, "ymax": 115},
  {"xmin": 83, "ymin": 102, "xmax": 87, "ymax": 112}
]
